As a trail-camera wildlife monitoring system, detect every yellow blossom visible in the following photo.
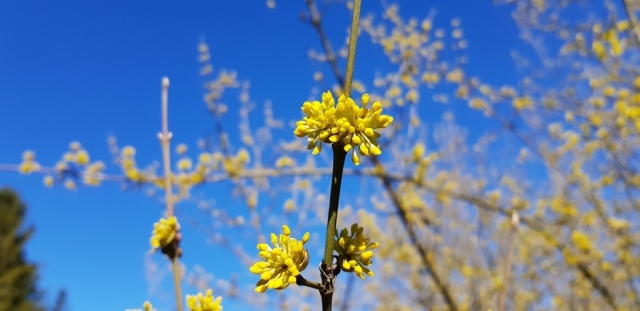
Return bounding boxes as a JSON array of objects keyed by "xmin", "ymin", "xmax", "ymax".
[
  {"xmin": 405, "ymin": 89, "xmax": 419, "ymax": 103},
  {"xmin": 334, "ymin": 223, "xmax": 379, "ymax": 279},
  {"xmin": 69, "ymin": 141, "xmax": 81, "ymax": 151},
  {"xmin": 18, "ymin": 161, "xmax": 39, "ymax": 174},
  {"xmin": 500, "ymin": 86, "xmax": 516, "ymax": 97},
  {"xmin": 122, "ymin": 146, "xmax": 136, "ymax": 157},
  {"xmin": 421, "ymin": 71, "xmax": 440, "ymax": 84},
  {"xmin": 284, "ymin": 199, "xmax": 295, "ymax": 212},
  {"xmin": 412, "ymin": 142, "xmax": 425, "ymax": 162},
  {"xmin": 275, "ymin": 156, "xmax": 295, "ymax": 168},
  {"xmin": 512, "ymin": 97, "xmax": 533, "ymax": 110},
  {"xmin": 237, "ymin": 149, "xmax": 250, "ymax": 163},
  {"xmin": 617, "ymin": 20, "xmax": 630, "ymax": 31},
  {"xmin": 603, "ymin": 86, "xmax": 616, "ymax": 97},
  {"xmin": 176, "ymin": 144, "xmax": 188, "ymax": 155},
  {"xmin": 63, "ymin": 152, "xmax": 75, "ymax": 163},
  {"xmin": 19, "ymin": 150, "xmax": 40, "ymax": 174},
  {"xmin": 592, "ymin": 41, "xmax": 606, "ymax": 60},
  {"xmin": 43, "ymin": 175, "xmax": 54, "ymax": 187},
  {"xmin": 608, "ymin": 218, "xmax": 629, "ymax": 230},
  {"xmin": 294, "ymin": 91, "xmax": 393, "ymax": 165},
  {"xmin": 294, "ymin": 91, "xmax": 338, "ymax": 155},
  {"xmin": 55, "ymin": 161, "xmax": 67, "ymax": 172},
  {"xmin": 565, "ymin": 111, "xmax": 574, "ymax": 122},
  {"xmin": 143, "ymin": 301, "xmax": 153, "ymax": 311},
  {"xmin": 469, "ymin": 98, "xmax": 487, "ymax": 110},
  {"xmin": 334, "ymin": 93, "xmax": 394, "ymax": 164},
  {"xmin": 446, "ymin": 69, "xmax": 463, "ymax": 83},
  {"xmin": 177, "ymin": 158, "xmax": 193, "ymax": 171},
  {"xmin": 199, "ymin": 153, "xmax": 212, "ymax": 164},
  {"xmin": 186, "ymin": 289, "xmax": 223, "ymax": 311},
  {"xmin": 455, "ymin": 85, "xmax": 469, "ymax": 98},
  {"xmin": 571, "ymin": 230, "xmax": 592, "ymax": 252},
  {"xmin": 150, "ymin": 216, "xmax": 180, "ymax": 251},
  {"xmin": 249, "ymin": 225, "xmax": 310, "ymax": 292},
  {"xmin": 64, "ymin": 179, "xmax": 76, "ymax": 190},
  {"xmin": 76, "ymin": 149, "xmax": 89, "ymax": 165}
]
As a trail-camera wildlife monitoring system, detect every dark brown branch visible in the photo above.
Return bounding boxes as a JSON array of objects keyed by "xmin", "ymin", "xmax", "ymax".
[{"xmin": 304, "ymin": 0, "xmax": 345, "ymax": 88}]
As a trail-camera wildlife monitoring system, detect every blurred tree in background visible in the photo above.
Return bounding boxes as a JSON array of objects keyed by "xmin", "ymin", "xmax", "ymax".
[{"xmin": 0, "ymin": 189, "xmax": 44, "ymax": 311}]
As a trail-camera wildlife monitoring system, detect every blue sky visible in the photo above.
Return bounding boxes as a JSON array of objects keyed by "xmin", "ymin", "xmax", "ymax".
[{"xmin": 0, "ymin": 1, "xmax": 524, "ymax": 310}]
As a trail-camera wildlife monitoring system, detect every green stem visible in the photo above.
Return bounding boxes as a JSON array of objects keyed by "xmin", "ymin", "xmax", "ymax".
[
  {"xmin": 321, "ymin": 0, "xmax": 361, "ymax": 271},
  {"xmin": 342, "ymin": 0, "xmax": 361, "ymax": 98}
]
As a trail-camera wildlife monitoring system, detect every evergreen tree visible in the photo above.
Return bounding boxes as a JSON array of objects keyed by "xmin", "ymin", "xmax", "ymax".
[{"xmin": 0, "ymin": 188, "xmax": 43, "ymax": 311}]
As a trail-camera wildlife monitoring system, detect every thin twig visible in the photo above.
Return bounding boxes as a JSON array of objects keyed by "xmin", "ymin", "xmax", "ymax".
[
  {"xmin": 159, "ymin": 77, "xmax": 184, "ymax": 311},
  {"xmin": 497, "ymin": 212, "xmax": 518, "ymax": 311},
  {"xmin": 304, "ymin": 0, "xmax": 345, "ymax": 88},
  {"xmin": 623, "ymin": 0, "xmax": 640, "ymax": 46},
  {"xmin": 296, "ymin": 275, "xmax": 325, "ymax": 291}
]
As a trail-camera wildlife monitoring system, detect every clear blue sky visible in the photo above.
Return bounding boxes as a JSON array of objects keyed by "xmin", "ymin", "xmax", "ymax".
[{"xmin": 0, "ymin": 1, "xmax": 522, "ymax": 310}]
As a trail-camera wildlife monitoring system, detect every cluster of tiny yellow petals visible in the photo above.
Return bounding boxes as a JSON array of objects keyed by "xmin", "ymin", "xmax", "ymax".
[
  {"xmin": 143, "ymin": 301, "xmax": 153, "ymax": 311},
  {"xmin": 186, "ymin": 289, "xmax": 223, "ymax": 311},
  {"xmin": 120, "ymin": 145, "xmax": 147, "ymax": 183},
  {"xmin": 334, "ymin": 223, "xmax": 379, "ymax": 279},
  {"xmin": 294, "ymin": 91, "xmax": 394, "ymax": 165},
  {"xmin": 249, "ymin": 225, "xmax": 310, "ymax": 292},
  {"xmin": 294, "ymin": 91, "xmax": 338, "ymax": 155},
  {"xmin": 19, "ymin": 150, "xmax": 40, "ymax": 174},
  {"xmin": 150, "ymin": 216, "xmax": 180, "ymax": 250}
]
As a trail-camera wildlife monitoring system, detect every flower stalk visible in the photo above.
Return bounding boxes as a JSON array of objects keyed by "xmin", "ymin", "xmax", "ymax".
[
  {"xmin": 159, "ymin": 77, "xmax": 184, "ymax": 311},
  {"xmin": 319, "ymin": 1, "xmax": 361, "ymax": 310}
]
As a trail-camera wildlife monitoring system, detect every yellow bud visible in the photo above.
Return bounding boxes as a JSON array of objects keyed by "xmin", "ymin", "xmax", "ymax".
[
  {"xmin": 312, "ymin": 144, "xmax": 322, "ymax": 155},
  {"xmin": 352, "ymin": 151, "xmax": 360, "ymax": 165},
  {"xmin": 261, "ymin": 271, "xmax": 272, "ymax": 280},
  {"xmin": 362, "ymin": 94, "xmax": 370, "ymax": 106},
  {"xmin": 282, "ymin": 225, "xmax": 291, "ymax": 236},
  {"xmin": 340, "ymin": 260, "xmax": 351, "ymax": 270}
]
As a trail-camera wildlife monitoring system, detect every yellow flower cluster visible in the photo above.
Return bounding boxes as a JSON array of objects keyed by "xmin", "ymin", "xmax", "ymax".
[
  {"xmin": 150, "ymin": 216, "xmax": 180, "ymax": 251},
  {"xmin": 121, "ymin": 146, "xmax": 147, "ymax": 183},
  {"xmin": 512, "ymin": 97, "xmax": 533, "ymax": 110},
  {"xmin": 143, "ymin": 301, "xmax": 153, "ymax": 311},
  {"xmin": 571, "ymin": 230, "xmax": 592, "ymax": 253},
  {"xmin": 40, "ymin": 142, "xmax": 105, "ymax": 188},
  {"xmin": 186, "ymin": 289, "xmax": 223, "ymax": 311},
  {"xmin": 294, "ymin": 91, "xmax": 394, "ymax": 165},
  {"xmin": 18, "ymin": 150, "xmax": 40, "ymax": 174},
  {"xmin": 70, "ymin": 141, "xmax": 90, "ymax": 165},
  {"xmin": 275, "ymin": 156, "xmax": 295, "ymax": 168},
  {"xmin": 294, "ymin": 91, "xmax": 338, "ymax": 155},
  {"xmin": 334, "ymin": 223, "xmax": 379, "ymax": 278},
  {"xmin": 249, "ymin": 225, "xmax": 310, "ymax": 292}
]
